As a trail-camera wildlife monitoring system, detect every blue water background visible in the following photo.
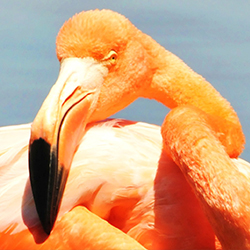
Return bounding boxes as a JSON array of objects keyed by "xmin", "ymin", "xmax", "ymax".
[{"xmin": 1, "ymin": 1, "xmax": 250, "ymax": 161}]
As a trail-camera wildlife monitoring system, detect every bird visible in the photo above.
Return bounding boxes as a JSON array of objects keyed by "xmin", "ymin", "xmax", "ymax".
[
  {"xmin": 1, "ymin": 119, "xmax": 250, "ymax": 249},
  {"xmin": 1, "ymin": 8, "xmax": 249, "ymax": 249}
]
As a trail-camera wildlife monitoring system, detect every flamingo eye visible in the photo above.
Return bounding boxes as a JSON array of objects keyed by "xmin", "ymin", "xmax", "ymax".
[
  {"xmin": 110, "ymin": 52, "xmax": 117, "ymax": 62},
  {"xmin": 102, "ymin": 50, "xmax": 117, "ymax": 66}
]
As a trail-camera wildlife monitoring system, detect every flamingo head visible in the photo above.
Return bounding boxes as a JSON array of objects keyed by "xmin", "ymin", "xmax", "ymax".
[{"xmin": 29, "ymin": 9, "xmax": 154, "ymax": 234}]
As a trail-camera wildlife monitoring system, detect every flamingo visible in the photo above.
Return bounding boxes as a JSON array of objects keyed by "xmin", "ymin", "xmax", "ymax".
[{"xmin": 0, "ymin": 9, "xmax": 249, "ymax": 249}]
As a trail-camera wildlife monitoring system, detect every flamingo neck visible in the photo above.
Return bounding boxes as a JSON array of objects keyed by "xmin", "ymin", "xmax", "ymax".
[
  {"xmin": 139, "ymin": 33, "xmax": 245, "ymax": 157},
  {"xmin": 162, "ymin": 106, "xmax": 250, "ymax": 249}
]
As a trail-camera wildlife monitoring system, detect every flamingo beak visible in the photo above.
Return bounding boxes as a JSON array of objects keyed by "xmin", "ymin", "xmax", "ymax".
[{"xmin": 29, "ymin": 57, "xmax": 107, "ymax": 235}]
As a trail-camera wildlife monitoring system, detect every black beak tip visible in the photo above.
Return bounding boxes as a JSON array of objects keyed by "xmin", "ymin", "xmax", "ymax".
[
  {"xmin": 29, "ymin": 138, "xmax": 69, "ymax": 235},
  {"xmin": 29, "ymin": 138, "xmax": 57, "ymax": 235}
]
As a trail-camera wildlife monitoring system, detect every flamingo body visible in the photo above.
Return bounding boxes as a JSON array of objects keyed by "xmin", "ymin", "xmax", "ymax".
[
  {"xmin": 0, "ymin": 120, "xmax": 214, "ymax": 249},
  {"xmin": 1, "ymin": 120, "xmax": 250, "ymax": 249}
]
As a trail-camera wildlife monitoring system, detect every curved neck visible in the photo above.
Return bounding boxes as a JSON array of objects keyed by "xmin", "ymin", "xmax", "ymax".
[{"xmin": 139, "ymin": 32, "xmax": 245, "ymax": 157}]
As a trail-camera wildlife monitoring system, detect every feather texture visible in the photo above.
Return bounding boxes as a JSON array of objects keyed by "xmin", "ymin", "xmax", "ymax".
[{"xmin": 1, "ymin": 119, "xmax": 250, "ymax": 249}]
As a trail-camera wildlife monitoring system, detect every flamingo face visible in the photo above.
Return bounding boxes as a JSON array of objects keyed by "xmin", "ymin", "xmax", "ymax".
[{"xmin": 29, "ymin": 10, "xmax": 154, "ymax": 234}]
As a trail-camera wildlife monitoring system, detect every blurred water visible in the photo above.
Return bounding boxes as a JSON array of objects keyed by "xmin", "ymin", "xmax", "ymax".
[{"xmin": 1, "ymin": 0, "xmax": 250, "ymax": 160}]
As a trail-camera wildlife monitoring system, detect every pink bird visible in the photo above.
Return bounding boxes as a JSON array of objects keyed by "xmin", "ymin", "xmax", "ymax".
[{"xmin": 0, "ymin": 9, "xmax": 249, "ymax": 249}]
